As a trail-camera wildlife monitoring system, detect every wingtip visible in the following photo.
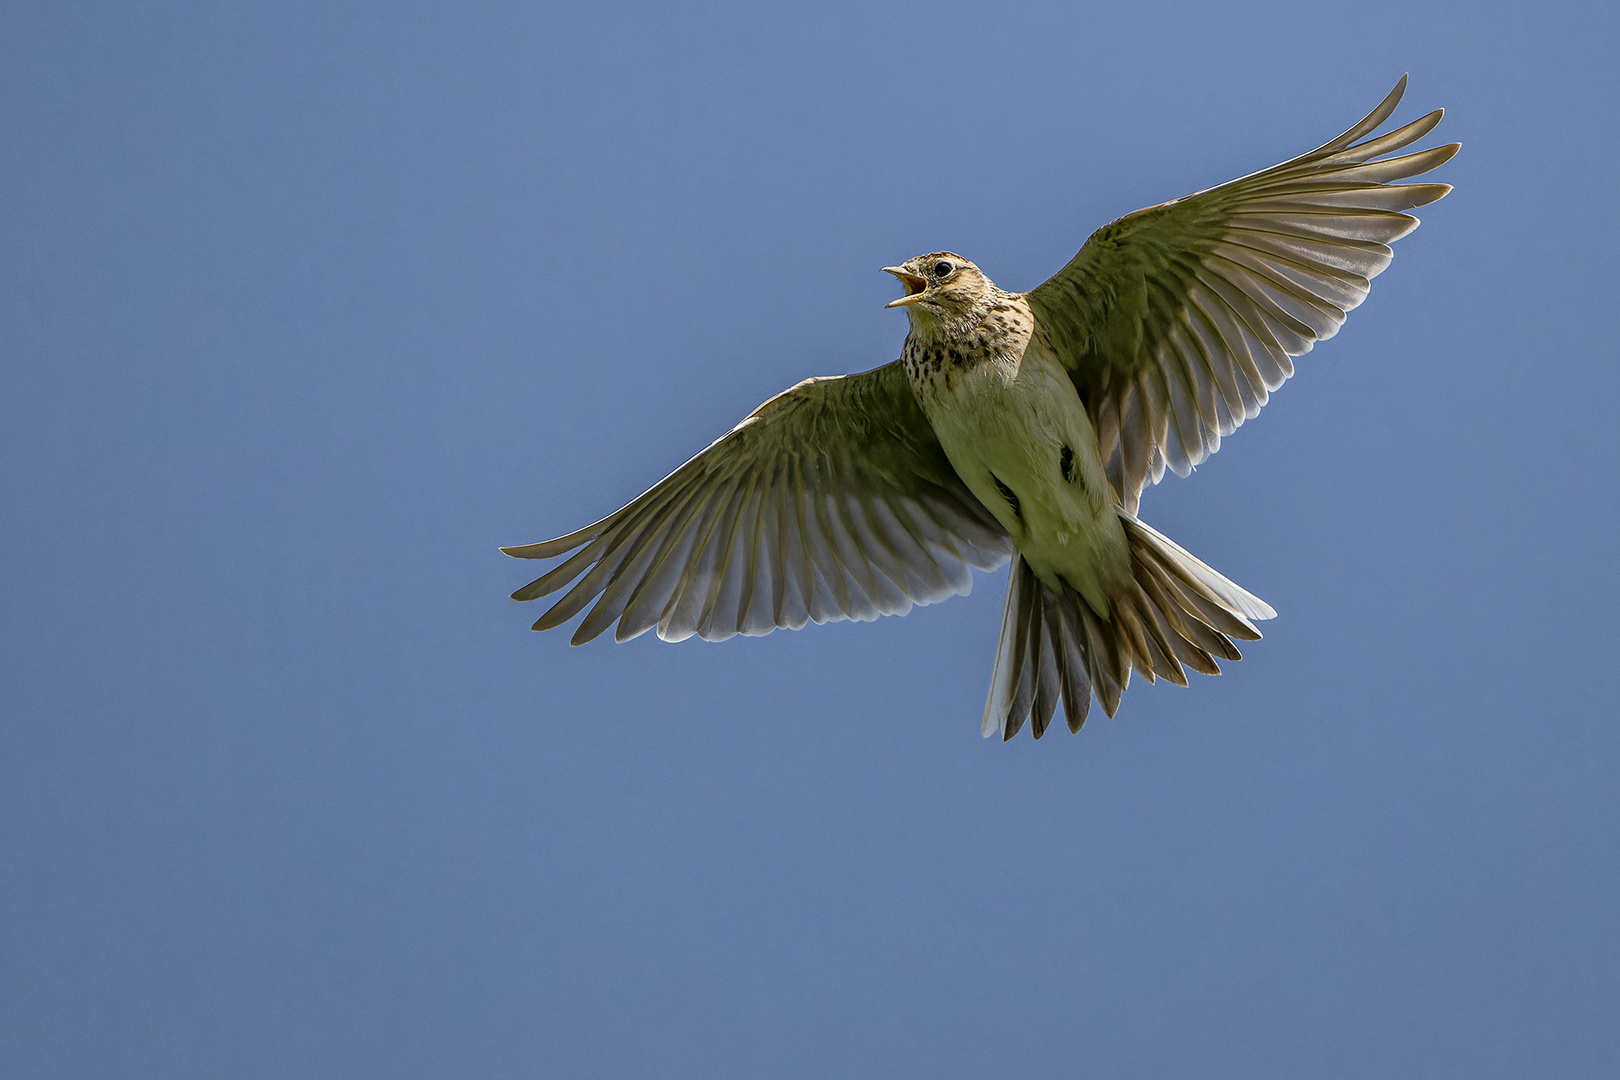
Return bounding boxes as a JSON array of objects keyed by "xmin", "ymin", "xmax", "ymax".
[
  {"xmin": 511, "ymin": 576, "xmax": 554, "ymax": 602},
  {"xmin": 1248, "ymin": 598, "xmax": 1279, "ymax": 622},
  {"xmin": 498, "ymin": 544, "xmax": 550, "ymax": 563},
  {"xmin": 525, "ymin": 612, "xmax": 590, "ymax": 640},
  {"xmin": 1383, "ymin": 73, "xmax": 1409, "ymax": 110},
  {"xmin": 502, "ymin": 521, "xmax": 609, "ymax": 560}
]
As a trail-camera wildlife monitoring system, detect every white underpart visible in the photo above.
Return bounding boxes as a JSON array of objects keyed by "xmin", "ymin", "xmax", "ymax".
[{"xmin": 913, "ymin": 335, "xmax": 1130, "ymax": 617}]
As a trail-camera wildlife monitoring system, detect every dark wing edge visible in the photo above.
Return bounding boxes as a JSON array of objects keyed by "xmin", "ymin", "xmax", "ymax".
[
  {"xmin": 502, "ymin": 361, "xmax": 1012, "ymax": 645},
  {"xmin": 1028, "ymin": 75, "xmax": 1459, "ymax": 513}
]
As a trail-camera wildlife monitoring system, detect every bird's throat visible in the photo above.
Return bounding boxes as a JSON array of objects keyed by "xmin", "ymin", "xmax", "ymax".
[{"xmin": 900, "ymin": 292, "xmax": 1033, "ymax": 395}]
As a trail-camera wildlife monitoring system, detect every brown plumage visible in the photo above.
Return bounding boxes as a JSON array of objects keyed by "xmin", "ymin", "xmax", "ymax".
[{"xmin": 504, "ymin": 77, "xmax": 1456, "ymax": 740}]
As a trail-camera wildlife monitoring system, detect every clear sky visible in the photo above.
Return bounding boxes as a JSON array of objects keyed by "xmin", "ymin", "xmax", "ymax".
[{"xmin": 3, "ymin": 1, "xmax": 1617, "ymax": 1076}]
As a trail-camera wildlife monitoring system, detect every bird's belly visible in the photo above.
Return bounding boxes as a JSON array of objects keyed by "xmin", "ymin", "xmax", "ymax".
[{"xmin": 917, "ymin": 348, "xmax": 1130, "ymax": 615}]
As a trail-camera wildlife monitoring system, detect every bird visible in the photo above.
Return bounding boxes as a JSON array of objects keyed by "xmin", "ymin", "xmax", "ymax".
[{"xmin": 503, "ymin": 76, "xmax": 1456, "ymax": 741}]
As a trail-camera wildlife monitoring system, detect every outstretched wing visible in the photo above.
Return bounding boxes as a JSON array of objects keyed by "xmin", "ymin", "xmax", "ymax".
[
  {"xmin": 1028, "ymin": 75, "xmax": 1458, "ymax": 513},
  {"xmin": 504, "ymin": 360, "xmax": 1012, "ymax": 644}
]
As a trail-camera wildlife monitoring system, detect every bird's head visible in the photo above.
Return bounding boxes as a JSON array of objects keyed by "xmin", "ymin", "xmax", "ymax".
[{"xmin": 881, "ymin": 253, "xmax": 996, "ymax": 329}]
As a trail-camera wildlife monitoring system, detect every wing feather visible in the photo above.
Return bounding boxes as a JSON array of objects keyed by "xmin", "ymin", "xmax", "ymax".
[
  {"xmin": 1028, "ymin": 77, "xmax": 1456, "ymax": 511},
  {"xmin": 505, "ymin": 362, "xmax": 1012, "ymax": 643}
]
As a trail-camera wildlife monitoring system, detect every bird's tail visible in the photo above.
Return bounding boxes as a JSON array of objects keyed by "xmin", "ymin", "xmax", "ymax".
[{"xmin": 983, "ymin": 516, "xmax": 1277, "ymax": 740}]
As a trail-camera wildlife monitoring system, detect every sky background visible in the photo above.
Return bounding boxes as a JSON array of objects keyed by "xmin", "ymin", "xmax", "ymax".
[{"xmin": 3, "ymin": 1, "xmax": 1617, "ymax": 1076}]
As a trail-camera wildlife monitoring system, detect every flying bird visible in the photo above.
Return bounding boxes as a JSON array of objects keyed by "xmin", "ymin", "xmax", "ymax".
[{"xmin": 504, "ymin": 77, "xmax": 1456, "ymax": 740}]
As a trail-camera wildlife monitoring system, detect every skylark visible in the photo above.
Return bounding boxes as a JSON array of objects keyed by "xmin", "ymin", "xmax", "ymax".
[{"xmin": 505, "ymin": 77, "xmax": 1456, "ymax": 740}]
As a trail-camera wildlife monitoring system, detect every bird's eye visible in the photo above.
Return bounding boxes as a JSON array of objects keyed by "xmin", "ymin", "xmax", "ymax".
[{"xmin": 933, "ymin": 261, "xmax": 953, "ymax": 277}]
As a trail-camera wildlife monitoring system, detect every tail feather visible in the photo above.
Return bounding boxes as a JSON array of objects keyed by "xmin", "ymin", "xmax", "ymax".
[
  {"xmin": 1078, "ymin": 597, "xmax": 1125, "ymax": 720},
  {"xmin": 984, "ymin": 559, "xmax": 1097, "ymax": 740},
  {"xmin": 1127, "ymin": 517, "xmax": 1277, "ymax": 624},
  {"xmin": 1044, "ymin": 593, "xmax": 1091, "ymax": 735},
  {"xmin": 983, "ymin": 516, "xmax": 1276, "ymax": 740}
]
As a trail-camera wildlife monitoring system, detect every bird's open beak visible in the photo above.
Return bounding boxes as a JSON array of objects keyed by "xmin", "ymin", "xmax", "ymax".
[{"xmin": 882, "ymin": 267, "xmax": 929, "ymax": 308}]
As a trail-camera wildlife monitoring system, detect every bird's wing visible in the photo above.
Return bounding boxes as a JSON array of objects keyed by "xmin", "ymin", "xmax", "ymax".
[
  {"xmin": 1027, "ymin": 76, "xmax": 1457, "ymax": 513},
  {"xmin": 504, "ymin": 360, "xmax": 1013, "ymax": 644}
]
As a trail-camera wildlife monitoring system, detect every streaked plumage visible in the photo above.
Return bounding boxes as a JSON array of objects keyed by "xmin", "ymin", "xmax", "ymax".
[{"xmin": 505, "ymin": 77, "xmax": 1455, "ymax": 740}]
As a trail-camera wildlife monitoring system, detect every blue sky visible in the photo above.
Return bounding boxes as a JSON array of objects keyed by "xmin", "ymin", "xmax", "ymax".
[{"xmin": 3, "ymin": 1, "xmax": 1617, "ymax": 1076}]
